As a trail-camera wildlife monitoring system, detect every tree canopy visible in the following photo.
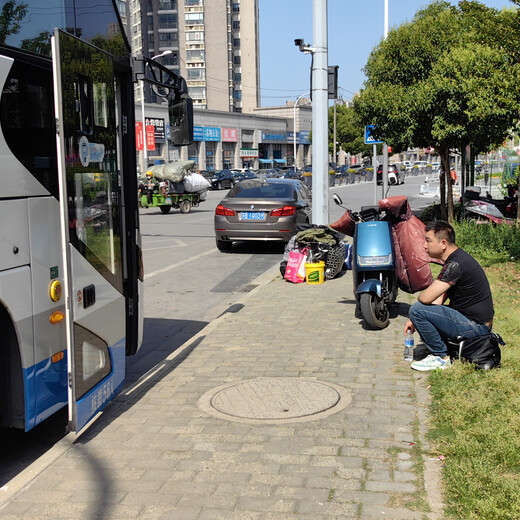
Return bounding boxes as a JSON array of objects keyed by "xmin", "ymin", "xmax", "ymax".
[
  {"xmin": 329, "ymin": 104, "xmax": 374, "ymax": 159},
  {"xmin": 353, "ymin": 0, "xmax": 520, "ymax": 220}
]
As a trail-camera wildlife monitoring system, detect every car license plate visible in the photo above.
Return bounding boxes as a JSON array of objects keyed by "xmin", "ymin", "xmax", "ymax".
[{"xmin": 240, "ymin": 211, "xmax": 265, "ymax": 221}]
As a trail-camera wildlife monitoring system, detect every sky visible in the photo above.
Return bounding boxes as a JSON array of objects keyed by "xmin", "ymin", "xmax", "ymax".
[{"xmin": 258, "ymin": 0, "xmax": 515, "ymax": 107}]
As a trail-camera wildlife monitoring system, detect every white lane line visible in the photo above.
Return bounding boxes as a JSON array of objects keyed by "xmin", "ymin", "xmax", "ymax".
[
  {"xmin": 142, "ymin": 238, "xmax": 187, "ymax": 251},
  {"xmin": 144, "ymin": 245, "xmax": 188, "ymax": 251},
  {"xmin": 142, "ymin": 238, "xmax": 186, "ymax": 244},
  {"xmin": 145, "ymin": 247, "xmax": 217, "ymax": 280}
]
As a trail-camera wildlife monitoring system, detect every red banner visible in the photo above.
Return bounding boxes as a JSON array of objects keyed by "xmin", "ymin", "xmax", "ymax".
[
  {"xmin": 146, "ymin": 125, "xmax": 155, "ymax": 151},
  {"xmin": 135, "ymin": 122, "xmax": 144, "ymax": 151}
]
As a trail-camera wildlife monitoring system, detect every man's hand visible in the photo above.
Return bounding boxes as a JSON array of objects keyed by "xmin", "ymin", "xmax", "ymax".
[{"xmin": 404, "ymin": 319, "xmax": 415, "ymax": 335}]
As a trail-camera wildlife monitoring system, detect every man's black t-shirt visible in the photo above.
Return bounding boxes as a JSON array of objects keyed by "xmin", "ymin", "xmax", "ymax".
[{"xmin": 437, "ymin": 248, "xmax": 494, "ymax": 324}]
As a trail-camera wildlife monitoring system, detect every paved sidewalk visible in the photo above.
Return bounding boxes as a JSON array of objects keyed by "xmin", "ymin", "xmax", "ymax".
[{"xmin": 0, "ymin": 266, "xmax": 443, "ymax": 520}]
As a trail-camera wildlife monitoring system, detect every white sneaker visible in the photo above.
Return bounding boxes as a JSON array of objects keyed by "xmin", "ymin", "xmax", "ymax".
[{"xmin": 411, "ymin": 354, "xmax": 452, "ymax": 371}]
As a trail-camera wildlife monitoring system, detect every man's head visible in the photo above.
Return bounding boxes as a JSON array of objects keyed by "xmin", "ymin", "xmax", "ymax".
[{"xmin": 424, "ymin": 220, "xmax": 456, "ymax": 259}]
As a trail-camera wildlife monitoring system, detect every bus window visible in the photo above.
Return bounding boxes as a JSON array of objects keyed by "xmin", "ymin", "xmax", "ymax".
[{"xmin": 0, "ymin": 60, "xmax": 58, "ymax": 198}]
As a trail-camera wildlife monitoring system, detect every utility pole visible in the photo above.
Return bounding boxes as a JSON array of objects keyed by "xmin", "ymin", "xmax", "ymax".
[
  {"xmin": 312, "ymin": 0, "xmax": 329, "ymax": 225},
  {"xmin": 382, "ymin": 0, "xmax": 389, "ymax": 199}
]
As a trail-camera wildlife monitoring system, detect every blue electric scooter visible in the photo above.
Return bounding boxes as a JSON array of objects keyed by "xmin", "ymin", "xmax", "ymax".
[{"xmin": 333, "ymin": 195, "xmax": 398, "ymax": 329}]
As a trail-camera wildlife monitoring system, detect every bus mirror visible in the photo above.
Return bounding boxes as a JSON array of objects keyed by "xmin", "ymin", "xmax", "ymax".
[{"xmin": 169, "ymin": 96, "xmax": 193, "ymax": 146}]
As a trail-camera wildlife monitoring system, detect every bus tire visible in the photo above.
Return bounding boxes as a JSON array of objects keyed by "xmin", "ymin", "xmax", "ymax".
[
  {"xmin": 179, "ymin": 200, "xmax": 192, "ymax": 214},
  {"xmin": 160, "ymin": 205, "xmax": 171, "ymax": 214},
  {"xmin": 0, "ymin": 305, "xmax": 24, "ymax": 429}
]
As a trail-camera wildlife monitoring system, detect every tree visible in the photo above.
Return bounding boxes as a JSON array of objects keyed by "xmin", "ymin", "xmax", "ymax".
[
  {"xmin": 0, "ymin": 1, "xmax": 27, "ymax": 44},
  {"xmin": 329, "ymin": 104, "xmax": 374, "ymax": 159},
  {"xmin": 353, "ymin": 1, "xmax": 520, "ymax": 221}
]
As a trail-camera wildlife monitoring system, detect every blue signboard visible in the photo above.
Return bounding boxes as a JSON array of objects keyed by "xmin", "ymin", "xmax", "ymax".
[
  {"xmin": 365, "ymin": 125, "xmax": 382, "ymax": 145},
  {"xmin": 262, "ymin": 133, "xmax": 286, "ymax": 142},
  {"xmin": 299, "ymin": 131, "xmax": 310, "ymax": 144},
  {"xmin": 193, "ymin": 126, "xmax": 204, "ymax": 141},
  {"xmin": 204, "ymin": 127, "xmax": 221, "ymax": 141}
]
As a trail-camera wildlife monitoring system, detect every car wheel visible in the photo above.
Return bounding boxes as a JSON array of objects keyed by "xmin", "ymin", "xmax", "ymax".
[
  {"xmin": 217, "ymin": 181, "xmax": 222, "ymax": 190},
  {"xmin": 160, "ymin": 205, "xmax": 171, "ymax": 214},
  {"xmin": 216, "ymin": 239, "xmax": 232, "ymax": 251}
]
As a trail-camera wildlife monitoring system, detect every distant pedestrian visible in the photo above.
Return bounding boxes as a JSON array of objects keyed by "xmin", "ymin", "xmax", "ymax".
[{"xmin": 450, "ymin": 168, "xmax": 457, "ymax": 185}]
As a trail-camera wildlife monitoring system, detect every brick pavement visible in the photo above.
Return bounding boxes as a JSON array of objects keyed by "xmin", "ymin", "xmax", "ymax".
[{"xmin": 0, "ymin": 265, "xmax": 443, "ymax": 520}]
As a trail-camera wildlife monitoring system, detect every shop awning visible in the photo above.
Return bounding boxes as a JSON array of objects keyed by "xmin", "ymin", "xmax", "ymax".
[
  {"xmin": 274, "ymin": 159, "xmax": 287, "ymax": 164},
  {"xmin": 259, "ymin": 159, "xmax": 273, "ymax": 164}
]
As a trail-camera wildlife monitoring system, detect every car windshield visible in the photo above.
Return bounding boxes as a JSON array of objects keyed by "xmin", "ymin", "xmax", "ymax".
[{"xmin": 228, "ymin": 181, "xmax": 294, "ymax": 199}]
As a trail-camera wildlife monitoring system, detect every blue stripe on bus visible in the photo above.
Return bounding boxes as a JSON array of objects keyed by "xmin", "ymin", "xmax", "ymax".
[{"xmin": 23, "ymin": 337, "xmax": 126, "ymax": 432}]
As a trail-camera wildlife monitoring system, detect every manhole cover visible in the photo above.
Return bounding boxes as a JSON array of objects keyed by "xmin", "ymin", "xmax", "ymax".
[{"xmin": 198, "ymin": 378, "xmax": 351, "ymax": 424}]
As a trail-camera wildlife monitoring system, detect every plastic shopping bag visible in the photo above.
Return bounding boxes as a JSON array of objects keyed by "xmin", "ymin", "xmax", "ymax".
[{"xmin": 284, "ymin": 249, "xmax": 308, "ymax": 283}]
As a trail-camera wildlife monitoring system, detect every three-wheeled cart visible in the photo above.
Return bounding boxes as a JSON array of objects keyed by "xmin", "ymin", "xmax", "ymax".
[{"xmin": 140, "ymin": 180, "xmax": 206, "ymax": 214}]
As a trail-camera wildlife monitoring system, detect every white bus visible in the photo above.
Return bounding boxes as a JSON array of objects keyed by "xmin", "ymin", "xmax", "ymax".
[{"xmin": 0, "ymin": 0, "xmax": 192, "ymax": 433}]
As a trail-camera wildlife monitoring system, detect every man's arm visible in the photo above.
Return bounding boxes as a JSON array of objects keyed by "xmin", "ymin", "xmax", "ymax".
[{"xmin": 418, "ymin": 279, "xmax": 451, "ymax": 305}]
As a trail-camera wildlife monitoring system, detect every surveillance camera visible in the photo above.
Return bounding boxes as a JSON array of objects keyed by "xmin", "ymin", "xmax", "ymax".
[{"xmin": 294, "ymin": 39, "xmax": 304, "ymax": 47}]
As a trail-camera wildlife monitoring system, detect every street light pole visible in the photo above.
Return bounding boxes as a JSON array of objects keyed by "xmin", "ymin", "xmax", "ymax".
[
  {"xmin": 293, "ymin": 92, "xmax": 309, "ymax": 169},
  {"xmin": 140, "ymin": 50, "xmax": 173, "ymax": 173},
  {"xmin": 382, "ymin": 0, "xmax": 389, "ymax": 198},
  {"xmin": 312, "ymin": 0, "xmax": 329, "ymax": 226}
]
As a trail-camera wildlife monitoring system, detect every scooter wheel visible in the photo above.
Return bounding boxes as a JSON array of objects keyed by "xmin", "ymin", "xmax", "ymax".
[{"xmin": 360, "ymin": 293, "xmax": 390, "ymax": 330}]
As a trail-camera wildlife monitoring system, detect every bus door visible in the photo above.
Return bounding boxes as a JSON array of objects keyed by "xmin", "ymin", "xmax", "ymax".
[{"xmin": 51, "ymin": 29, "xmax": 126, "ymax": 433}]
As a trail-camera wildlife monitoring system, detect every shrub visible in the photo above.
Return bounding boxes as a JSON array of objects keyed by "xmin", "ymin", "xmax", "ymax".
[{"xmin": 454, "ymin": 221, "xmax": 520, "ymax": 264}]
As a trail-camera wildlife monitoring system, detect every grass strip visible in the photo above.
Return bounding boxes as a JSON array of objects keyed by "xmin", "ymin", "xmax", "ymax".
[{"xmin": 426, "ymin": 222, "xmax": 520, "ymax": 520}]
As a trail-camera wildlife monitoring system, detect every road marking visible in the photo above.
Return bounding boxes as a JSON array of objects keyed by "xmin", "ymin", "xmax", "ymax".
[
  {"xmin": 142, "ymin": 238, "xmax": 187, "ymax": 251},
  {"xmin": 144, "ymin": 245, "xmax": 188, "ymax": 251},
  {"xmin": 145, "ymin": 248, "xmax": 217, "ymax": 280}
]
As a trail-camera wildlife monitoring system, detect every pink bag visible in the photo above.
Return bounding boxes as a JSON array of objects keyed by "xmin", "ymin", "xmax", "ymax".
[{"xmin": 284, "ymin": 248, "xmax": 308, "ymax": 283}]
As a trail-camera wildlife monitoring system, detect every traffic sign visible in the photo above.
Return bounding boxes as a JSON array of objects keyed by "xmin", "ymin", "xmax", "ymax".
[{"xmin": 365, "ymin": 125, "xmax": 383, "ymax": 145}]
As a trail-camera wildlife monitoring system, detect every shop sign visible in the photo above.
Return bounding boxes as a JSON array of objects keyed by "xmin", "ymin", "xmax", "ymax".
[
  {"xmin": 145, "ymin": 117, "xmax": 165, "ymax": 141},
  {"xmin": 222, "ymin": 128, "xmax": 238, "ymax": 142},
  {"xmin": 299, "ymin": 131, "xmax": 310, "ymax": 144},
  {"xmin": 204, "ymin": 127, "xmax": 221, "ymax": 141},
  {"xmin": 261, "ymin": 132, "xmax": 286, "ymax": 142},
  {"xmin": 136, "ymin": 122, "xmax": 144, "ymax": 151},
  {"xmin": 287, "ymin": 131, "xmax": 298, "ymax": 144},
  {"xmin": 145, "ymin": 125, "xmax": 155, "ymax": 151},
  {"xmin": 240, "ymin": 148, "xmax": 258, "ymax": 158},
  {"xmin": 193, "ymin": 126, "xmax": 204, "ymax": 141}
]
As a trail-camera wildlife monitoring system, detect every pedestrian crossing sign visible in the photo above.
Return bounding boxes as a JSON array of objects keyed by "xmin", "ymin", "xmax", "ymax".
[{"xmin": 365, "ymin": 125, "xmax": 383, "ymax": 145}]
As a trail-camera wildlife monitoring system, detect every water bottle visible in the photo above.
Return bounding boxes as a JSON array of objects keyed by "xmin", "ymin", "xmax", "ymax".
[{"xmin": 404, "ymin": 330, "xmax": 414, "ymax": 361}]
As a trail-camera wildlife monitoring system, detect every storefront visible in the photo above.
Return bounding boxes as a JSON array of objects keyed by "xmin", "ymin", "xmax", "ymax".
[
  {"xmin": 240, "ymin": 148, "xmax": 258, "ymax": 169},
  {"xmin": 222, "ymin": 128, "xmax": 238, "ymax": 169}
]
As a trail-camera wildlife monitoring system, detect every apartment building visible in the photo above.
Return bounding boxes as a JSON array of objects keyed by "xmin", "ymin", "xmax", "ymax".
[{"xmin": 133, "ymin": 0, "xmax": 260, "ymax": 113}]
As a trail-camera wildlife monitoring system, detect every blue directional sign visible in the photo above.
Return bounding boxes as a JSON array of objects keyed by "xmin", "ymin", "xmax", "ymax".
[{"xmin": 365, "ymin": 125, "xmax": 383, "ymax": 145}]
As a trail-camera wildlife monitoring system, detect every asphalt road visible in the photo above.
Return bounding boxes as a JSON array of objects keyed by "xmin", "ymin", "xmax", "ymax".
[{"xmin": 0, "ymin": 172, "xmax": 437, "ymax": 487}]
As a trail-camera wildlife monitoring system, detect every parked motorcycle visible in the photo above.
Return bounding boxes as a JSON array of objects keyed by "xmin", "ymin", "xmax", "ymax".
[
  {"xmin": 333, "ymin": 194, "xmax": 398, "ymax": 329},
  {"xmin": 463, "ymin": 188, "xmax": 517, "ymax": 225}
]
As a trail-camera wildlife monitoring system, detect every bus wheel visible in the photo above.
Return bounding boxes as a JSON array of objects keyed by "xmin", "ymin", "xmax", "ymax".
[
  {"xmin": 179, "ymin": 200, "xmax": 192, "ymax": 214},
  {"xmin": 160, "ymin": 205, "xmax": 171, "ymax": 214}
]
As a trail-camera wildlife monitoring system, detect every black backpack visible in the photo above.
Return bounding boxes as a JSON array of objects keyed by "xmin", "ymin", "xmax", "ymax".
[{"xmin": 451, "ymin": 332, "xmax": 504, "ymax": 370}]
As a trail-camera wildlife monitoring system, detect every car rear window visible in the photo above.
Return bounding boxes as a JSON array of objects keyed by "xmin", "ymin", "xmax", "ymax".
[{"xmin": 228, "ymin": 182, "xmax": 294, "ymax": 199}]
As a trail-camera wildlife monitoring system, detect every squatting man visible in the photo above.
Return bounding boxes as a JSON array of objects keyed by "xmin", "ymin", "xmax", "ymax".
[{"xmin": 403, "ymin": 220, "xmax": 494, "ymax": 371}]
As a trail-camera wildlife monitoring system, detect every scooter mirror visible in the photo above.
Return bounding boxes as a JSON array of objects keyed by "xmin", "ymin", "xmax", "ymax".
[{"xmin": 333, "ymin": 193, "xmax": 342, "ymax": 206}]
